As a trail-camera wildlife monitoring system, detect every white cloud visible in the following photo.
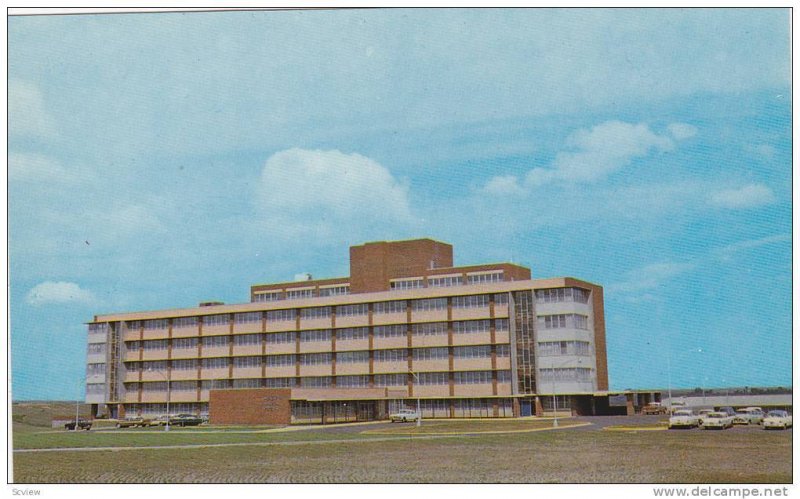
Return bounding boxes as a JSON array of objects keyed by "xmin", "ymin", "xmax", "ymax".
[
  {"xmin": 9, "ymin": 153, "xmax": 72, "ymax": 183},
  {"xmin": 482, "ymin": 175, "xmax": 525, "ymax": 196},
  {"xmin": 667, "ymin": 123, "xmax": 698, "ymax": 140},
  {"xmin": 607, "ymin": 262, "xmax": 696, "ymax": 294},
  {"xmin": 9, "ymin": 79, "xmax": 57, "ymax": 139},
  {"xmin": 26, "ymin": 281, "xmax": 96, "ymax": 306},
  {"xmin": 256, "ymin": 148, "xmax": 414, "ymax": 240},
  {"xmin": 715, "ymin": 234, "xmax": 790, "ymax": 261},
  {"xmin": 709, "ymin": 183, "xmax": 776, "ymax": 209}
]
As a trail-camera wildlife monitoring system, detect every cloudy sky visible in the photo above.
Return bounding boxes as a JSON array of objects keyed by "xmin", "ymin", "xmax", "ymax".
[{"xmin": 9, "ymin": 8, "xmax": 791, "ymax": 400}]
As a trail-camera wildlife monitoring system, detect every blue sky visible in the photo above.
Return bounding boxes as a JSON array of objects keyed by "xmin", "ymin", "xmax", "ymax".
[{"xmin": 8, "ymin": 8, "xmax": 791, "ymax": 400}]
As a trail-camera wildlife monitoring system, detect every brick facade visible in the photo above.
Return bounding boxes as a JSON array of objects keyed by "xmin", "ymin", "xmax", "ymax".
[{"xmin": 209, "ymin": 388, "xmax": 292, "ymax": 425}]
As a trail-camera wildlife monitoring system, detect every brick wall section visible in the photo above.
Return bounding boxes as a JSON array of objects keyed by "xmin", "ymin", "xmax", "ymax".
[
  {"xmin": 350, "ymin": 239, "xmax": 454, "ymax": 293},
  {"xmin": 209, "ymin": 388, "xmax": 292, "ymax": 425}
]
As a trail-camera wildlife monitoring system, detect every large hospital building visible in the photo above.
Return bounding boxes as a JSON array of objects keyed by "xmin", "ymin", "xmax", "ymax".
[{"xmin": 85, "ymin": 238, "xmax": 638, "ymax": 424}]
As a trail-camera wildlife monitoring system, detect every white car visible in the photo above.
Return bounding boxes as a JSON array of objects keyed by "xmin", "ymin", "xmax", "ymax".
[
  {"xmin": 668, "ymin": 410, "xmax": 701, "ymax": 429},
  {"xmin": 762, "ymin": 410, "xmax": 792, "ymax": 430},
  {"xmin": 389, "ymin": 409, "xmax": 420, "ymax": 423},
  {"xmin": 702, "ymin": 411, "xmax": 734, "ymax": 430},
  {"xmin": 696, "ymin": 409, "xmax": 715, "ymax": 425},
  {"xmin": 732, "ymin": 407, "xmax": 764, "ymax": 425}
]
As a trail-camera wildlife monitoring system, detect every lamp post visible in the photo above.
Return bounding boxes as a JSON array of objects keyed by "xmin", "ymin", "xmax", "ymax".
[
  {"xmin": 148, "ymin": 366, "xmax": 171, "ymax": 432},
  {"xmin": 409, "ymin": 371, "xmax": 422, "ymax": 427}
]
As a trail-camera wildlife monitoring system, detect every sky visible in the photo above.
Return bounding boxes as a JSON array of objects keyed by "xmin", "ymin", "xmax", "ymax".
[{"xmin": 8, "ymin": 8, "xmax": 792, "ymax": 400}]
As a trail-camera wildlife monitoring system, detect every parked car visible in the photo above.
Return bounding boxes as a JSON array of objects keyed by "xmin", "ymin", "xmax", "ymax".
[
  {"xmin": 762, "ymin": 410, "xmax": 792, "ymax": 430},
  {"xmin": 702, "ymin": 411, "xmax": 734, "ymax": 430},
  {"xmin": 64, "ymin": 418, "xmax": 92, "ymax": 431},
  {"xmin": 718, "ymin": 406, "xmax": 736, "ymax": 417},
  {"xmin": 697, "ymin": 409, "xmax": 715, "ymax": 425},
  {"xmin": 389, "ymin": 409, "xmax": 420, "ymax": 423},
  {"xmin": 733, "ymin": 407, "xmax": 765, "ymax": 425},
  {"xmin": 115, "ymin": 416, "xmax": 155, "ymax": 428},
  {"xmin": 170, "ymin": 414, "xmax": 204, "ymax": 427},
  {"xmin": 668, "ymin": 409, "xmax": 701, "ymax": 429},
  {"xmin": 641, "ymin": 403, "xmax": 667, "ymax": 415}
]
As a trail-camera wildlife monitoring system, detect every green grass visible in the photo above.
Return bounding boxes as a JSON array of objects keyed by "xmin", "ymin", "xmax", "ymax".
[
  {"xmin": 364, "ymin": 418, "xmax": 573, "ymax": 434},
  {"xmin": 12, "ymin": 429, "xmax": 792, "ymax": 483}
]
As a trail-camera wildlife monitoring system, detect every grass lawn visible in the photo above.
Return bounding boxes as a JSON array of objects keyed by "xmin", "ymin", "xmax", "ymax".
[{"xmin": 363, "ymin": 418, "xmax": 583, "ymax": 434}]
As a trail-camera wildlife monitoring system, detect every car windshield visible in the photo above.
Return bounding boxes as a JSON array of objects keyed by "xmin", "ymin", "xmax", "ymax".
[
  {"xmin": 708, "ymin": 413, "xmax": 725, "ymax": 418},
  {"xmin": 673, "ymin": 411, "xmax": 692, "ymax": 416},
  {"xmin": 767, "ymin": 411, "xmax": 786, "ymax": 418}
]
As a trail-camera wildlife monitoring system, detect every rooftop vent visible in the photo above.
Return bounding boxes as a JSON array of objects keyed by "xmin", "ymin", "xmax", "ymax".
[
  {"xmin": 199, "ymin": 301, "xmax": 225, "ymax": 307},
  {"xmin": 294, "ymin": 273, "xmax": 313, "ymax": 282}
]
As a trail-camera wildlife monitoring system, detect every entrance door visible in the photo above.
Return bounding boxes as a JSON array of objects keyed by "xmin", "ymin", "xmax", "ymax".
[
  {"xmin": 356, "ymin": 401, "xmax": 375, "ymax": 421},
  {"xmin": 520, "ymin": 400, "xmax": 532, "ymax": 417}
]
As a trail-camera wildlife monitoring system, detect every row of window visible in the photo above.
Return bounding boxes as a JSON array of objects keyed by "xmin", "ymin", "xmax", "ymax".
[
  {"xmin": 538, "ymin": 341, "xmax": 592, "ymax": 356},
  {"xmin": 538, "ymin": 367, "xmax": 594, "ymax": 382},
  {"xmin": 535, "ymin": 287, "xmax": 590, "ymax": 305},
  {"xmin": 537, "ymin": 314, "xmax": 589, "ymax": 330},
  {"xmin": 124, "ymin": 319, "xmax": 512, "ymax": 351},
  {"xmin": 123, "ymin": 370, "xmax": 514, "ymax": 391},
  {"xmin": 117, "ymin": 294, "xmax": 513, "ymax": 332},
  {"xmin": 389, "ymin": 271, "xmax": 505, "ymax": 290},
  {"xmin": 123, "ymin": 345, "xmax": 512, "ymax": 371}
]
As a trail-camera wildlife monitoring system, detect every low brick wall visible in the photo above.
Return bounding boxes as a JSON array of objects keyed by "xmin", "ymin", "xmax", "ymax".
[{"xmin": 209, "ymin": 388, "xmax": 292, "ymax": 425}]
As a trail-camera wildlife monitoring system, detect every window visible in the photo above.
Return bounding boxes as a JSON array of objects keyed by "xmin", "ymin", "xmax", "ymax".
[
  {"xmin": 538, "ymin": 314, "xmax": 589, "ymax": 330},
  {"xmin": 428, "ymin": 275, "xmax": 463, "ymax": 288},
  {"xmin": 173, "ymin": 337, "xmax": 198, "ymax": 349},
  {"xmin": 143, "ymin": 319, "xmax": 168, "ymax": 330},
  {"xmin": 201, "ymin": 357, "xmax": 229, "ymax": 369},
  {"xmin": 301, "ymin": 307, "xmax": 331, "ymax": 320},
  {"xmin": 86, "ymin": 383, "xmax": 105, "ymax": 394},
  {"xmin": 300, "ymin": 353, "xmax": 332, "ymax": 365},
  {"xmin": 88, "ymin": 343, "xmax": 106, "ymax": 355},
  {"xmin": 411, "ymin": 322, "xmax": 447, "ymax": 336},
  {"xmin": 253, "ymin": 291, "xmax": 283, "ymax": 303},
  {"xmin": 319, "ymin": 285, "xmax": 350, "ymax": 297},
  {"xmin": 374, "ymin": 349, "xmax": 407, "ymax": 362},
  {"xmin": 143, "ymin": 382, "xmax": 167, "ymax": 392},
  {"xmin": 142, "ymin": 360, "xmax": 167, "ymax": 371},
  {"xmin": 373, "ymin": 300, "xmax": 406, "ymax": 314},
  {"xmin": 300, "ymin": 329, "xmax": 332, "ymax": 343},
  {"xmin": 497, "ymin": 370, "xmax": 512, "ymax": 383},
  {"xmin": 203, "ymin": 314, "xmax": 229, "ymax": 326},
  {"xmin": 495, "ymin": 318, "xmax": 509, "ymax": 331},
  {"xmin": 88, "ymin": 323, "xmax": 108, "ymax": 334},
  {"xmin": 336, "ymin": 351, "xmax": 369, "ymax": 363},
  {"xmin": 233, "ymin": 379, "xmax": 262, "ymax": 388},
  {"xmin": 452, "ymin": 320, "xmax": 490, "ymax": 334},
  {"xmin": 374, "ymin": 325, "xmax": 407, "ymax": 338},
  {"xmin": 375, "ymin": 374, "xmax": 407, "ymax": 386},
  {"xmin": 411, "ymin": 298, "xmax": 447, "ymax": 311},
  {"xmin": 335, "ymin": 304, "xmax": 368, "ymax": 317},
  {"xmin": 233, "ymin": 334, "xmax": 262, "ymax": 346},
  {"xmin": 126, "ymin": 321, "xmax": 141, "ymax": 330},
  {"xmin": 266, "ymin": 332, "xmax": 296, "ymax": 344},
  {"xmin": 172, "ymin": 359, "xmax": 198, "ymax": 370},
  {"xmin": 454, "ymin": 371, "xmax": 493, "ymax": 384},
  {"xmin": 452, "ymin": 295, "xmax": 490, "ymax": 309},
  {"xmin": 300, "ymin": 376, "xmax": 332, "ymax": 388},
  {"xmin": 493, "ymin": 293, "xmax": 509, "ymax": 305},
  {"xmin": 234, "ymin": 312, "xmax": 262, "ymax": 324},
  {"xmin": 173, "ymin": 317, "xmax": 198, "ymax": 328},
  {"xmin": 125, "ymin": 342, "xmax": 140, "ymax": 352},
  {"xmin": 336, "ymin": 375, "xmax": 369, "ymax": 387},
  {"xmin": 201, "ymin": 379, "xmax": 229, "ymax": 390},
  {"xmin": 286, "ymin": 288, "xmax": 314, "ymax": 300},
  {"xmin": 142, "ymin": 339, "xmax": 169, "ymax": 350},
  {"xmin": 170, "ymin": 381, "xmax": 198, "ymax": 391},
  {"xmin": 496, "ymin": 344, "xmax": 511, "ymax": 357},
  {"xmin": 412, "ymin": 347, "xmax": 449, "ymax": 360},
  {"xmin": 467, "ymin": 272, "xmax": 504, "ymax": 285},
  {"xmin": 416, "ymin": 372, "xmax": 449, "ymax": 385},
  {"xmin": 265, "ymin": 354, "xmax": 295, "ymax": 366},
  {"xmin": 390, "ymin": 279, "xmax": 423, "ymax": 290},
  {"xmin": 87, "ymin": 363, "xmax": 106, "ymax": 376},
  {"xmin": 201, "ymin": 336, "xmax": 229, "ymax": 347},
  {"xmin": 535, "ymin": 287, "xmax": 591, "ymax": 304},
  {"xmin": 233, "ymin": 356, "xmax": 261, "ymax": 368},
  {"xmin": 539, "ymin": 367, "xmax": 593, "ymax": 382},
  {"xmin": 336, "ymin": 327, "xmax": 368, "ymax": 340},
  {"xmin": 538, "ymin": 340, "xmax": 591, "ymax": 356},
  {"xmin": 265, "ymin": 378, "xmax": 294, "ymax": 388},
  {"xmin": 267, "ymin": 309, "xmax": 296, "ymax": 322},
  {"xmin": 453, "ymin": 345, "xmax": 491, "ymax": 359}
]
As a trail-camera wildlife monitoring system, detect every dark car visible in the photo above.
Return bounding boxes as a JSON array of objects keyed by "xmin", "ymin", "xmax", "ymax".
[
  {"xmin": 170, "ymin": 414, "xmax": 203, "ymax": 427},
  {"xmin": 64, "ymin": 418, "xmax": 92, "ymax": 431},
  {"xmin": 718, "ymin": 406, "xmax": 736, "ymax": 417}
]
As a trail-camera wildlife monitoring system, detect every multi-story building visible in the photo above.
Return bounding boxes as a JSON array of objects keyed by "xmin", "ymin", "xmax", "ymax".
[{"xmin": 85, "ymin": 238, "xmax": 611, "ymax": 424}]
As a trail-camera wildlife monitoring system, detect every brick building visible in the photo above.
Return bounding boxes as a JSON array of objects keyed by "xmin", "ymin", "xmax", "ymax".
[{"xmin": 85, "ymin": 238, "xmax": 614, "ymax": 424}]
